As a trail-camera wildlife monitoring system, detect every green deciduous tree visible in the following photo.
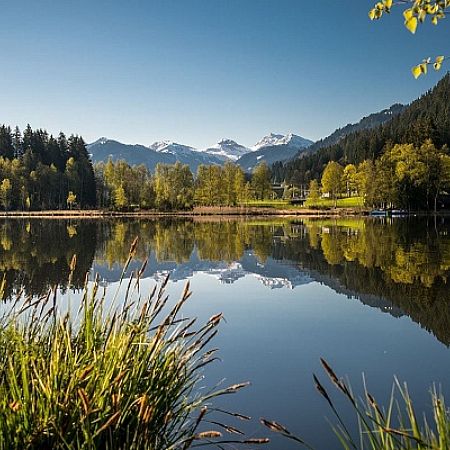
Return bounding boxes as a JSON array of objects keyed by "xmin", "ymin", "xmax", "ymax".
[
  {"xmin": 155, "ymin": 162, "xmax": 194, "ymax": 210},
  {"xmin": 0, "ymin": 178, "xmax": 12, "ymax": 210},
  {"xmin": 251, "ymin": 162, "xmax": 271, "ymax": 200},
  {"xmin": 195, "ymin": 165, "xmax": 222, "ymax": 206},
  {"xmin": 305, "ymin": 179, "xmax": 320, "ymax": 206},
  {"xmin": 114, "ymin": 183, "xmax": 128, "ymax": 210},
  {"xmin": 342, "ymin": 164, "xmax": 358, "ymax": 196},
  {"xmin": 356, "ymin": 160, "xmax": 377, "ymax": 206},
  {"xmin": 321, "ymin": 161, "xmax": 343, "ymax": 207}
]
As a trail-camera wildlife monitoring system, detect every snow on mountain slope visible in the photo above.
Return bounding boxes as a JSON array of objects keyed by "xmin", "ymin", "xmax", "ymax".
[
  {"xmin": 252, "ymin": 133, "xmax": 313, "ymax": 151},
  {"xmin": 149, "ymin": 141, "xmax": 196, "ymax": 156},
  {"xmin": 88, "ymin": 138, "xmax": 221, "ymax": 172},
  {"xmin": 203, "ymin": 139, "xmax": 251, "ymax": 161},
  {"xmin": 88, "ymin": 132, "xmax": 313, "ymax": 173},
  {"xmin": 236, "ymin": 132, "xmax": 314, "ymax": 172}
]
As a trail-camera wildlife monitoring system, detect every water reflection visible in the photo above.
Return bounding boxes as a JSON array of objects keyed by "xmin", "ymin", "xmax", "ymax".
[{"xmin": 1, "ymin": 217, "xmax": 449, "ymax": 343}]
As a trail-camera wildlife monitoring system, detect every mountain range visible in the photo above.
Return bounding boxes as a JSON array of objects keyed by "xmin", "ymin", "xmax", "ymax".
[
  {"xmin": 87, "ymin": 133, "xmax": 314, "ymax": 172},
  {"xmin": 87, "ymin": 99, "xmax": 414, "ymax": 173}
]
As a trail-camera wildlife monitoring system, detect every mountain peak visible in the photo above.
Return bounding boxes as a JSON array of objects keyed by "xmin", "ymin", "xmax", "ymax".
[
  {"xmin": 252, "ymin": 133, "xmax": 312, "ymax": 151},
  {"xmin": 149, "ymin": 140, "xmax": 175, "ymax": 152},
  {"xmin": 90, "ymin": 137, "xmax": 110, "ymax": 146},
  {"xmin": 217, "ymin": 138, "xmax": 239, "ymax": 146},
  {"xmin": 204, "ymin": 139, "xmax": 251, "ymax": 162}
]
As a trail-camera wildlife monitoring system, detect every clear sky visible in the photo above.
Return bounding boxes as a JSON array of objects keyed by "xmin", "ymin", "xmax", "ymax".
[{"xmin": 0, "ymin": 0, "xmax": 448, "ymax": 149}]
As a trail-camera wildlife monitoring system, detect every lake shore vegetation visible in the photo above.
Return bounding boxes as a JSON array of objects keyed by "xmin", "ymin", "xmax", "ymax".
[
  {"xmin": 263, "ymin": 358, "xmax": 450, "ymax": 450},
  {"xmin": 0, "ymin": 243, "xmax": 263, "ymax": 449}
]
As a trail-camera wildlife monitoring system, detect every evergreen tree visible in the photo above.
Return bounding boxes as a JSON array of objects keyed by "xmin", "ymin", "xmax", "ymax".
[{"xmin": 0, "ymin": 126, "xmax": 14, "ymax": 159}]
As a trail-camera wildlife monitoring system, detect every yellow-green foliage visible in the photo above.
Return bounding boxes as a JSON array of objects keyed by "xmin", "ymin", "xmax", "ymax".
[{"xmin": 368, "ymin": 0, "xmax": 448, "ymax": 77}]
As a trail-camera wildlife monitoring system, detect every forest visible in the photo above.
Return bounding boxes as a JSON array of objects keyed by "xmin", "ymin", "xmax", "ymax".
[
  {"xmin": 273, "ymin": 73, "xmax": 450, "ymax": 188},
  {"xmin": 309, "ymin": 140, "xmax": 450, "ymax": 211},
  {"xmin": 0, "ymin": 125, "xmax": 96, "ymax": 209},
  {"xmin": 95, "ymin": 159, "xmax": 272, "ymax": 210},
  {"xmin": 0, "ymin": 75, "xmax": 449, "ymax": 212},
  {"xmin": 0, "ymin": 124, "xmax": 274, "ymax": 211}
]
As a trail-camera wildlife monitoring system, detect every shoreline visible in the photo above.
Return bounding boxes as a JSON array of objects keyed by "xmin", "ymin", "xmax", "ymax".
[
  {"xmin": 0, "ymin": 206, "xmax": 367, "ymax": 219},
  {"xmin": 0, "ymin": 207, "xmax": 448, "ymax": 219}
]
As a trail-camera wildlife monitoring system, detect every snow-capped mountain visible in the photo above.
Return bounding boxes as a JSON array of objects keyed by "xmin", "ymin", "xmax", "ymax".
[
  {"xmin": 93, "ymin": 250, "xmax": 313, "ymax": 290},
  {"xmin": 203, "ymin": 139, "xmax": 251, "ymax": 162},
  {"xmin": 149, "ymin": 140, "xmax": 196, "ymax": 156},
  {"xmin": 88, "ymin": 131, "xmax": 314, "ymax": 173},
  {"xmin": 87, "ymin": 138, "xmax": 222, "ymax": 172},
  {"xmin": 236, "ymin": 132, "xmax": 314, "ymax": 172},
  {"xmin": 91, "ymin": 137, "xmax": 109, "ymax": 146},
  {"xmin": 252, "ymin": 133, "xmax": 313, "ymax": 151}
]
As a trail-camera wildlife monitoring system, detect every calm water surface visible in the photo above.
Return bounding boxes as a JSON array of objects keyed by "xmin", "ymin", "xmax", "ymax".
[{"xmin": 1, "ymin": 216, "xmax": 449, "ymax": 449}]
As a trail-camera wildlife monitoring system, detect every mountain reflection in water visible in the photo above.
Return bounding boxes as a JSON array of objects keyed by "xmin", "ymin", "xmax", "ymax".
[{"xmin": 0, "ymin": 216, "xmax": 449, "ymax": 344}]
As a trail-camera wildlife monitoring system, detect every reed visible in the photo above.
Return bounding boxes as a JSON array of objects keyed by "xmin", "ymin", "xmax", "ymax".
[
  {"xmin": 0, "ymin": 240, "xmax": 266, "ymax": 449},
  {"xmin": 262, "ymin": 358, "xmax": 450, "ymax": 450}
]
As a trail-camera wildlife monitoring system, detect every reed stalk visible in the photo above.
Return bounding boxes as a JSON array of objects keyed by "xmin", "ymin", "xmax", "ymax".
[{"xmin": 0, "ymin": 240, "xmax": 267, "ymax": 449}]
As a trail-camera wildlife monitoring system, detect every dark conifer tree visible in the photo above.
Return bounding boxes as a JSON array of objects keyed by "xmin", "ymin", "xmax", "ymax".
[{"xmin": 0, "ymin": 125, "xmax": 14, "ymax": 159}]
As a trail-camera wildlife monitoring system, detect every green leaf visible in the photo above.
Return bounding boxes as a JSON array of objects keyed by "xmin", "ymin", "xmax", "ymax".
[
  {"xmin": 405, "ymin": 16, "xmax": 418, "ymax": 33},
  {"xmin": 411, "ymin": 65, "xmax": 422, "ymax": 79}
]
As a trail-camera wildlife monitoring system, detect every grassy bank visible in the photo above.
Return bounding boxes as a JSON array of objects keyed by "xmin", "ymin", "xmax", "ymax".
[{"xmin": 304, "ymin": 196, "xmax": 365, "ymax": 208}]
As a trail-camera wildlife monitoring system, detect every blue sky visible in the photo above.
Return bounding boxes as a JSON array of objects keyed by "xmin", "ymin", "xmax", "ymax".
[{"xmin": 0, "ymin": 0, "xmax": 448, "ymax": 148}]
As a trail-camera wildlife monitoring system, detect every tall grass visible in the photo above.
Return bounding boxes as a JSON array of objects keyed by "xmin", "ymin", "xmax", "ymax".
[
  {"xmin": 262, "ymin": 358, "xmax": 450, "ymax": 449},
  {"xmin": 0, "ymin": 240, "xmax": 268, "ymax": 449}
]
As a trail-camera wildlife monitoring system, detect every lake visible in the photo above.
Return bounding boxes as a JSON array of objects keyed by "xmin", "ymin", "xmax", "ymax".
[{"xmin": 1, "ymin": 216, "xmax": 449, "ymax": 449}]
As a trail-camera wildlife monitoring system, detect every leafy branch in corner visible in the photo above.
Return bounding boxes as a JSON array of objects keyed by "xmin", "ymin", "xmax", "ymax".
[{"xmin": 368, "ymin": 0, "xmax": 449, "ymax": 77}]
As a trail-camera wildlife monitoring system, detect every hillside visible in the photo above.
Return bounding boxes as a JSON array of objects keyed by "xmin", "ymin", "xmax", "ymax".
[
  {"xmin": 274, "ymin": 73, "xmax": 450, "ymax": 184},
  {"xmin": 301, "ymin": 103, "xmax": 405, "ymax": 156}
]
